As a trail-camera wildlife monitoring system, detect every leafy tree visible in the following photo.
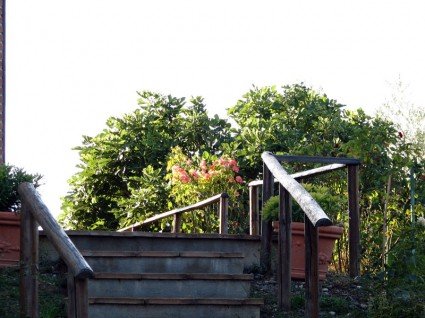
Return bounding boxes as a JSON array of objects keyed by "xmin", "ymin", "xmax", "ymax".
[
  {"xmin": 227, "ymin": 83, "xmax": 424, "ymax": 273},
  {"xmin": 60, "ymin": 91, "xmax": 232, "ymax": 230},
  {"xmin": 227, "ymin": 84, "xmax": 346, "ymax": 179}
]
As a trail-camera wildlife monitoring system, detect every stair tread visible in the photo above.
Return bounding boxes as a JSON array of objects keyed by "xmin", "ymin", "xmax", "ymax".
[
  {"xmin": 93, "ymin": 272, "xmax": 254, "ymax": 280},
  {"xmin": 82, "ymin": 250, "xmax": 244, "ymax": 258},
  {"xmin": 57, "ymin": 230, "xmax": 261, "ymax": 241},
  {"xmin": 89, "ymin": 297, "xmax": 264, "ymax": 306}
]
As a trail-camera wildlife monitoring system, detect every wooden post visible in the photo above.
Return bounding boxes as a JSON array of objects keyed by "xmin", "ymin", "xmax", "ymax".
[
  {"xmin": 249, "ymin": 185, "xmax": 259, "ymax": 235},
  {"xmin": 67, "ymin": 275, "xmax": 76, "ymax": 318},
  {"xmin": 68, "ymin": 276, "xmax": 89, "ymax": 318},
  {"xmin": 261, "ymin": 164, "xmax": 274, "ymax": 272},
  {"xmin": 19, "ymin": 204, "xmax": 39, "ymax": 318},
  {"xmin": 75, "ymin": 279, "xmax": 89, "ymax": 318},
  {"xmin": 278, "ymin": 185, "xmax": 292, "ymax": 310},
  {"xmin": 173, "ymin": 214, "xmax": 182, "ymax": 233},
  {"xmin": 219, "ymin": 195, "xmax": 229, "ymax": 234},
  {"xmin": 348, "ymin": 164, "xmax": 360, "ymax": 277},
  {"xmin": 305, "ymin": 217, "xmax": 319, "ymax": 318}
]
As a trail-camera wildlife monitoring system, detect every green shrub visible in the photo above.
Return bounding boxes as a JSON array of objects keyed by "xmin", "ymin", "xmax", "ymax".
[
  {"xmin": 262, "ymin": 183, "xmax": 345, "ymax": 223},
  {"xmin": 0, "ymin": 164, "xmax": 42, "ymax": 212}
]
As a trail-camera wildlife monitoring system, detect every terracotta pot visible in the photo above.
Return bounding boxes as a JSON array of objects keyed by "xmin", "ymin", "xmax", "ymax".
[
  {"xmin": 0, "ymin": 212, "xmax": 21, "ymax": 267},
  {"xmin": 272, "ymin": 221, "xmax": 343, "ymax": 280}
]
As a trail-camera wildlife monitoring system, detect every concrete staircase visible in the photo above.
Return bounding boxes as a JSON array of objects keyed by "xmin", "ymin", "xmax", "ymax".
[{"xmin": 41, "ymin": 231, "xmax": 263, "ymax": 318}]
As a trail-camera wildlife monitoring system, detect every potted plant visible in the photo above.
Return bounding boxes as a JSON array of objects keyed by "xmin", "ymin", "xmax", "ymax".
[
  {"xmin": 262, "ymin": 184, "xmax": 344, "ymax": 280},
  {"xmin": 0, "ymin": 164, "xmax": 41, "ymax": 267}
]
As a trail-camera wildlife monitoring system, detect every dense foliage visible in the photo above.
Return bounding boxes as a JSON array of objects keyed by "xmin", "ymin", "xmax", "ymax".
[
  {"xmin": 61, "ymin": 84, "xmax": 424, "ymax": 288},
  {"xmin": 60, "ymin": 92, "xmax": 232, "ymax": 230},
  {"xmin": 262, "ymin": 184, "xmax": 346, "ymax": 223},
  {"xmin": 0, "ymin": 164, "xmax": 42, "ymax": 212},
  {"xmin": 227, "ymin": 84, "xmax": 424, "ymax": 273}
]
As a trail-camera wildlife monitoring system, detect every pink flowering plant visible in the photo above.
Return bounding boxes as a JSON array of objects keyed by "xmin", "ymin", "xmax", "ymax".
[{"xmin": 166, "ymin": 147, "xmax": 246, "ymax": 233}]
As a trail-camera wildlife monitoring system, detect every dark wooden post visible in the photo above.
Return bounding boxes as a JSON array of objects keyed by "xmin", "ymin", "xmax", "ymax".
[
  {"xmin": 261, "ymin": 164, "xmax": 274, "ymax": 271},
  {"xmin": 67, "ymin": 277, "xmax": 89, "ymax": 318},
  {"xmin": 305, "ymin": 217, "xmax": 319, "ymax": 318},
  {"xmin": 347, "ymin": 164, "xmax": 360, "ymax": 277},
  {"xmin": 173, "ymin": 214, "xmax": 182, "ymax": 233},
  {"xmin": 75, "ymin": 279, "xmax": 89, "ymax": 317},
  {"xmin": 67, "ymin": 275, "xmax": 76, "ymax": 318},
  {"xmin": 219, "ymin": 195, "xmax": 228, "ymax": 234},
  {"xmin": 249, "ymin": 185, "xmax": 259, "ymax": 235},
  {"xmin": 19, "ymin": 204, "xmax": 39, "ymax": 318},
  {"xmin": 278, "ymin": 185, "xmax": 292, "ymax": 310}
]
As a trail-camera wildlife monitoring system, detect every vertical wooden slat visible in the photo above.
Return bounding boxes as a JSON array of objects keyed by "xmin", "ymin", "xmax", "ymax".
[
  {"xmin": 173, "ymin": 213, "xmax": 182, "ymax": 233},
  {"xmin": 67, "ymin": 274, "xmax": 76, "ymax": 318},
  {"xmin": 249, "ymin": 185, "xmax": 259, "ymax": 235},
  {"xmin": 20, "ymin": 205, "xmax": 39, "ymax": 318},
  {"xmin": 30, "ymin": 212, "xmax": 39, "ymax": 316},
  {"xmin": 348, "ymin": 164, "xmax": 361, "ymax": 277},
  {"xmin": 75, "ymin": 278, "xmax": 89, "ymax": 318},
  {"xmin": 305, "ymin": 217, "xmax": 319, "ymax": 318},
  {"xmin": 219, "ymin": 196, "xmax": 228, "ymax": 234},
  {"xmin": 278, "ymin": 185, "xmax": 292, "ymax": 310},
  {"xmin": 261, "ymin": 164, "xmax": 274, "ymax": 271}
]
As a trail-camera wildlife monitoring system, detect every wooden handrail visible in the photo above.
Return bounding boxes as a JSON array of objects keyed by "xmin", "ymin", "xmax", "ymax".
[
  {"xmin": 248, "ymin": 163, "xmax": 346, "ymax": 187},
  {"xmin": 257, "ymin": 152, "xmax": 361, "ymax": 317},
  {"xmin": 118, "ymin": 192, "xmax": 229, "ymax": 233},
  {"xmin": 262, "ymin": 152, "xmax": 332, "ymax": 227},
  {"xmin": 18, "ymin": 182, "xmax": 93, "ymax": 318},
  {"xmin": 274, "ymin": 154, "xmax": 360, "ymax": 165},
  {"xmin": 18, "ymin": 183, "xmax": 94, "ymax": 279}
]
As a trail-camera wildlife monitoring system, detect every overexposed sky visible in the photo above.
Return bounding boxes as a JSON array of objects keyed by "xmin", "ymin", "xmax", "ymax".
[{"xmin": 6, "ymin": 0, "xmax": 425, "ymax": 217}]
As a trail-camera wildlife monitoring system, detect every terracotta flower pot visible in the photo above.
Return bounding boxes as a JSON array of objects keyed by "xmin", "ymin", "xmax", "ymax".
[
  {"xmin": 0, "ymin": 212, "xmax": 21, "ymax": 267},
  {"xmin": 272, "ymin": 221, "xmax": 343, "ymax": 280}
]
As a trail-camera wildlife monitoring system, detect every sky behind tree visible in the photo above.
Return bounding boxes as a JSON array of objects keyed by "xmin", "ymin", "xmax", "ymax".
[{"xmin": 6, "ymin": 0, "xmax": 425, "ymax": 216}]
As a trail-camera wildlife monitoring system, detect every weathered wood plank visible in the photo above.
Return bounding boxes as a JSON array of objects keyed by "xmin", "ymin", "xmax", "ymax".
[
  {"xmin": 305, "ymin": 217, "xmax": 319, "ymax": 318},
  {"xmin": 278, "ymin": 186, "xmax": 292, "ymax": 310},
  {"xmin": 260, "ymin": 164, "xmax": 274, "ymax": 272},
  {"xmin": 261, "ymin": 152, "xmax": 332, "ymax": 227},
  {"xmin": 52, "ymin": 230, "xmax": 261, "ymax": 240},
  {"xmin": 75, "ymin": 279, "xmax": 89, "ymax": 318},
  {"xmin": 275, "ymin": 155, "xmax": 360, "ymax": 165},
  {"xmin": 67, "ymin": 274, "xmax": 76, "ymax": 318},
  {"xmin": 89, "ymin": 297, "xmax": 264, "ymax": 305},
  {"xmin": 81, "ymin": 250, "xmax": 244, "ymax": 258},
  {"xmin": 219, "ymin": 195, "xmax": 229, "ymax": 234},
  {"xmin": 348, "ymin": 164, "xmax": 361, "ymax": 277},
  {"xmin": 18, "ymin": 183, "xmax": 94, "ymax": 279},
  {"xmin": 19, "ymin": 205, "xmax": 39, "ymax": 318},
  {"xmin": 249, "ymin": 186, "xmax": 259, "ymax": 235},
  {"xmin": 248, "ymin": 163, "xmax": 346, "ymax": 187},
  {"xmin": 173, "ymin": 214, "xmax": 182, "ymax": 233},
  {"xmin": 93, "ymin": 273, "xmax": 254, "ymax": 280}
]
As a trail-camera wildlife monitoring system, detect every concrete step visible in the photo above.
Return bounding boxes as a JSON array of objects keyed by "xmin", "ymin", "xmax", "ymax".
[
  {"xmin": 81, "ymin": 250, "xmax": 245, "ymax": 274},
  {"xmin": 40, "ymin": 231, "xmax": 260, "ymax": 270},
  {"xmin": 88, "ymin": 297, "xmax": 263, "ymax": 318},
  {"xmin": 89, "ymin": 273, "xmax": 254, "ymax": 298}
]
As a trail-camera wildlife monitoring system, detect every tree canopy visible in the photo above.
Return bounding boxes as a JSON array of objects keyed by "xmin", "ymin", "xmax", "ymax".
[{"xmin": 59, "ymin": 91, "xmax": 232, "ymax": 230}]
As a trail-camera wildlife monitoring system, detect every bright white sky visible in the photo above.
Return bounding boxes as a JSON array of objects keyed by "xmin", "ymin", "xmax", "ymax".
[{"xmin": 6, "ymin": 0, "xmax": 425, "ymax": 217}]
